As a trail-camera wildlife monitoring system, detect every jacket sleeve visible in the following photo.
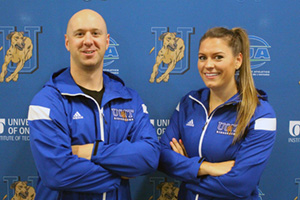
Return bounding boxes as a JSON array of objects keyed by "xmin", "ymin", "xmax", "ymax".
[
  {"xmin": 91, "ymin": 94, "xmax": 160, "ymax": 177},
  {"xmin": 185, "ymin": 103, "xmax": 277, "ymax": 199},
  {"xmin": 28, "ymin": 89, "xmax": 121, "ymax": 193},
  {"xmin": 159, "ymin": 103, "xmax": 203, "ymax": 183}
]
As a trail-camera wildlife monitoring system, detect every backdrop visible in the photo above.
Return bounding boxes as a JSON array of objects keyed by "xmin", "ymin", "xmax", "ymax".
[{"xmin": 0, "ymin": 0, "xmax": 299, "ymax": 199}]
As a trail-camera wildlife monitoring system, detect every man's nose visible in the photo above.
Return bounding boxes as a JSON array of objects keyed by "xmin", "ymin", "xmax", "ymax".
[{"xmin": 83, "ymin": 32, "xmax": 93, "ymax": 46}]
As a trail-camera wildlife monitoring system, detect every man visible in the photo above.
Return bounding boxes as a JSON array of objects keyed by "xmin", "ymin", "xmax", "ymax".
[{"xmin": 28, "ymin": 9, "xmax": 160, "ymax": 200}]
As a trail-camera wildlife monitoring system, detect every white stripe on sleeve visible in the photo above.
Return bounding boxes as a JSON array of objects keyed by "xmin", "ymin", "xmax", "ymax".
[
  {"xmin": 254, "ymin": 118, "xmax": 276, "ymax": 131},
  {"xmin": 28, "ymin": 105, "xmax": 51, "ymax": 121}
]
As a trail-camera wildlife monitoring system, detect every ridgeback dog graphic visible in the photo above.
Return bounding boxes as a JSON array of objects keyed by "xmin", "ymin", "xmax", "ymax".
[
  {"xmin": 0, "ymin": 31, "xmax": 33, "ymax": 83},
  {"xmin": 148, "ymin": 181, "xmax": 179, "ymax": 200},
  {"xmin": 2, "ymin": 181, "xmax": 36, "ymax": 200},
  {"xmin": 149, "ymin": 32, "xmax": 185, "ymax": 83}
]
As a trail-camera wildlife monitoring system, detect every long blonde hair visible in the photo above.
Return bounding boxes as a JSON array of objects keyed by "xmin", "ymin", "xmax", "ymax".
[{"xmin": 199, "ymin": 27, "xmax": 259, "ymax": 142}]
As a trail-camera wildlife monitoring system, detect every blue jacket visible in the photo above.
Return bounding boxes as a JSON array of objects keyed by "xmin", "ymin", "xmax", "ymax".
[
  {"xmin": 28, "ymin": 68, "xmax": 160, "ymax": 200},
  {"xmin": 159, "ymin": 88, "xmax": 276, "ymax": 200}
]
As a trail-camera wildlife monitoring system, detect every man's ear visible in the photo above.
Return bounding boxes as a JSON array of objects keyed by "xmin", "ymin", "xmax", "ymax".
[
  {"xmin": 65, "ymin": 34, "xmax": 70, "ymax": 51},
  {"xmin": 106, "ymin": 34, "xmax": 110, "ymax": 51}
]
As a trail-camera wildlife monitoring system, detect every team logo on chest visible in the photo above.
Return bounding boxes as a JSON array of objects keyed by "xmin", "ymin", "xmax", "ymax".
[
  {"xmin": 111, "ymin": 108, "xmax": 134, "ymax": 122},
  {"xmin": 216, "ymin": 122, "xmax": 237, "ymax": 136}
]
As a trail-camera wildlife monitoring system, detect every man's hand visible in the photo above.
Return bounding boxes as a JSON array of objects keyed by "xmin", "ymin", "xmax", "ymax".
[
  {"xmin": 72, "ymin": 143, "xmax": 135, "ymax": 180},
  {"xmin": 72, "ymin": 143, "xmax": 94, "ymax": 160}
]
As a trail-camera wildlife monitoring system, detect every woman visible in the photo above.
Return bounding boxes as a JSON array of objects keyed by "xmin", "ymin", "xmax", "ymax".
[{"xmin": 159, "ymin": 27, "xmax": 276, "ymax": 199}]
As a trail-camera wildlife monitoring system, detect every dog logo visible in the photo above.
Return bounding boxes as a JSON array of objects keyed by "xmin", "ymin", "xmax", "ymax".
[
  {"xmin": 2, "ymin": 181, "xmax": 36, "ymax": 200},
  {"xmin": 0, "ymin": 31, "xmax": 33, "ymax": 83},
  {"xmin": 149, "ymin": 32, "xmax": 185, "ymax": 83},
  {"xmin": 148, "ymin": 181, "xmax": 179, "ymax": 200}
]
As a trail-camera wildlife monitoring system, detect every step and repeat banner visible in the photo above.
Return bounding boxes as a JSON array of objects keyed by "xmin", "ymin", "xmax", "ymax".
[{"xmin": 0, "ymin": 0, "xmax": 300, "ymax": 199}]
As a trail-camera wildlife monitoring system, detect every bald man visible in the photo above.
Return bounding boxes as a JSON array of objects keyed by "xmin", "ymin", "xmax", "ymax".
[{"xmin": 28, "ymin": 9, "xmax": 160, "ymax": 200}]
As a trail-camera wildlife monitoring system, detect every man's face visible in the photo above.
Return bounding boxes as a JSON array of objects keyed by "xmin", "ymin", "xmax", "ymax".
[{"xmin": 65, "ymin": 10, "xmax": 110, "ymax": 70}]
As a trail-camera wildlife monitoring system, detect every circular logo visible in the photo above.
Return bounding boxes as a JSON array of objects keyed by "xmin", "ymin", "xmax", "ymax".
[
  {"xmin": 104, "ymin": 37, "xmax": 119, "ymax": 67},
  {"xmin": 249, "ymin": 35, "xmax": 271, "ymax": 69}
]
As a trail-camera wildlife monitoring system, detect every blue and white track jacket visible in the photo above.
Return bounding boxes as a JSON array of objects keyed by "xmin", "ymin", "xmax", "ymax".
[
  {"xmin": 159, "ymin": 88, "xmax": 276, "ymax": 200},
  {"xmin": 28, "ymin": 67, "xmax": 160, "ymax": 200}
]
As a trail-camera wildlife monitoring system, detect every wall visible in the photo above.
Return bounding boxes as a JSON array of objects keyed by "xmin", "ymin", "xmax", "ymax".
[{"xmin": 0, "ymin": 0, "xmax": 299, "ymax": 199}]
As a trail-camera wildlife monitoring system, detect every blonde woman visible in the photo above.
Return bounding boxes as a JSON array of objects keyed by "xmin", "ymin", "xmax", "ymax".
[{"xmin": 159, "ymin": 27, "xmax": 276, "ymax": 199}]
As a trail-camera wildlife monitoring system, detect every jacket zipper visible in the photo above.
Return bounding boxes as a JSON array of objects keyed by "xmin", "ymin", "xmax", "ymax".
[
  {"xmin": 189, "ymin": 95, "xmax": 210, "ymax": 158},
  {"xmin": 189, "ymin": 95, "xmax": 226, "ymax": 200},
  {"xmin": 99, "ymin": 107, "xmax": 105, "ymax": 141},
  {"xmin": 62, "ymin": 93, "xmax": 107, "ymax": 200},
  {"xmin": 83, "ymin": 95, "xmax": 107, "ymax": 200},
  {"xmin": 188, "ymin": 95, "xmax": 235, "ymax": 158},
  {"xmin": 62, "ymin": 93, "xmax": 105, "ymax": 141}
]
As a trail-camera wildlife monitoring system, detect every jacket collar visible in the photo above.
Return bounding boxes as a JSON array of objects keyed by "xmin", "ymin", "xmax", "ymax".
[
  {"xmin": 46, "ymin": 67, "xmax": 132, "ymax": 106},
  {"xmin": 192, "ymin": 88, "xmax": 241, "ymax": 105},
  {"xmin": 191, "ymin": 87, "xmax": 268, "ymax": 107}
]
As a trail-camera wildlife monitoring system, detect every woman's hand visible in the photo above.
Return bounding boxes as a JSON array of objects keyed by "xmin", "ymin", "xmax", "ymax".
[
  {"xmin": 72, "ymin": 143, "xmax": 94, "ymax": 160},
  {"xmin": 170, "ymin": 138, "xmax": 234, "ymax": 177},
  {"xmin": 198, "ymin": 160, "xmax": 235, "ymax": 177},
  {"xmin": 170, "ymin": 138, "xmax": 188, "ymax": 157}
]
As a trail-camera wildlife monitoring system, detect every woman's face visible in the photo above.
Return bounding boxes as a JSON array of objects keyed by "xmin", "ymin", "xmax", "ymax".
[{"xmin": 198, "ymin": 37, "xmax": 242, "ymax": 94}]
